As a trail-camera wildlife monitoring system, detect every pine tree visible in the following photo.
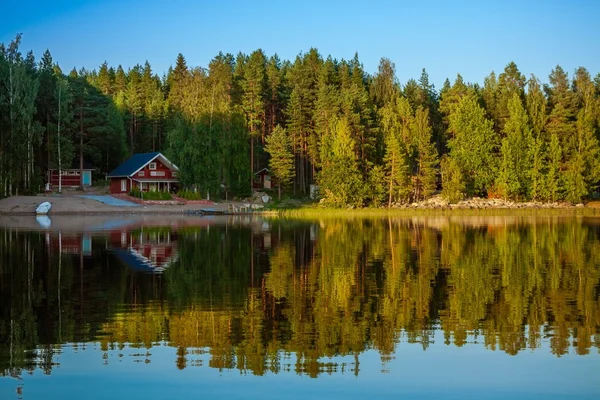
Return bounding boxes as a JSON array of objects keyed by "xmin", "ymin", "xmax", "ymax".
[
  {"xmin": 526, "ymin": 75, "xmax": 547, "ymax": 139},
  {"xmin": 241, "ymin": 49, "xmax": 267, "ymax": 189},
  {"xmin": 495, "ymin": 62, "xmax": 526, "ymax": 131},
  {"xmin": 529, "ymin": 137, "xmax": 546, "ymax": 201},
  {"xmin": 383, "ymin": 130, "xmax": 411, "ymax": 206},
  {"xmin": 546, "ymin": 133, "xmax": 562, "ymax": 202},
  {"xmin": 97, "ymin": 61, "xmax": 112, "ymax": 95},
  {"xmin": 411, "ymin": 107, "xmax": 438, "ymax": 201},
  {"xmin": 265, "ymin": 125, "xmax": 294, "ymax": 199},
  {"xmin": 496, "ymin": 93, "xmax": 533, "ymax": 200},
  {"xmin": 370, "ymin": 58, "xmax": 400, "ymax": 109}
]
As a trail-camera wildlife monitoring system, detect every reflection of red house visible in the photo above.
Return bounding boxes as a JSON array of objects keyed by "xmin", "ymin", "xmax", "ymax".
[
  {"xmin": 109, "ymin": 229, "xmax": 178, "ymax": 272},
  {"xmin": 253, "ymin": 168, "xmax": 271, "ymax": 189},
  {"xmin": 46, "ymin": 233, "xmax": 92, "ymax": 255},
  {"xmin": 107, "ymin": 152, "xmax": 179, "ymax": 194}
]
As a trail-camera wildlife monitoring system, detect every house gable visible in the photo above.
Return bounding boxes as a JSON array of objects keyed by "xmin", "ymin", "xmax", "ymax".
[{"xmin": 107, "ymin": 152, "xmax": 179, "ymax": 178}]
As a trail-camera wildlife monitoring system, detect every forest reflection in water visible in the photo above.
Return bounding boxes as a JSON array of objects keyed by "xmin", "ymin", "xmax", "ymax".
[{"xmin": 0, "ymin": 214, "xmax": 599, "ymax": 380}]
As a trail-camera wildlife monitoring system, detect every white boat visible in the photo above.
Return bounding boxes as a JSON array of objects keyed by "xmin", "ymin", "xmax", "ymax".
[{"xmin": 36, "ymin": 201, "xmax": 52, "ymax": 215}]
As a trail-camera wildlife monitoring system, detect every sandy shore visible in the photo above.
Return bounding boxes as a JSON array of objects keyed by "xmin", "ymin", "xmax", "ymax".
[{"xmin": 0, "ymin": 194, "xmax": 236, "ymax": 215}]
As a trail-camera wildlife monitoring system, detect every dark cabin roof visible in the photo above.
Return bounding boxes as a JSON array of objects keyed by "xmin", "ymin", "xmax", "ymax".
[{"xmin": 107, "ymin": 152, "xmax": 160, "ymax": 177}]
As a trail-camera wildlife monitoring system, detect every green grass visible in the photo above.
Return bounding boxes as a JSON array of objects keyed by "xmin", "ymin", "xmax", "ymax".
[{"xmin": 264, "ymin": 204, "xmax": 600, "ymax": 219}]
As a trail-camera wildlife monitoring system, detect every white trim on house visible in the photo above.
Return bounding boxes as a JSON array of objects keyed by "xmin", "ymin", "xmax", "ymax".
[{"xmin": 128, "ymin": 153, "xmax": 180, "ymax": 178}]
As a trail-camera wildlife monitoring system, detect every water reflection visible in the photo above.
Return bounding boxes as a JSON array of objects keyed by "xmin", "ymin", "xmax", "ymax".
[{"xmin": 0, "ymin": 215, "xmax": 599, "ymax": 380}]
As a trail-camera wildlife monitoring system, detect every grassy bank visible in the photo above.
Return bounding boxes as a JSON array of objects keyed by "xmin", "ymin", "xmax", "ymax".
[{"xmin": 264, "ymin": 205, "xmax": 600, "ymax": 219}]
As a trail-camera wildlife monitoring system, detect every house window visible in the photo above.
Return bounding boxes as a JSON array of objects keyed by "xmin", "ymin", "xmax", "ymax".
[
  {"xmin": 150, "ymin": 171, "xmax": 165, "ymax": 177},
  {"xmin": 149, "ymin": 162, "xmax": 157, "ymax": 170},
  {"xmin": 172, "ymin": 171, "xmax": 178, "ymax": 177},
  {"xmin": 139, "ymin": 171, "xmax": 145, "ymax": 177},
  {"xmin": 121, "ymin": 179, "xmax": 127, "ymax": 192}
]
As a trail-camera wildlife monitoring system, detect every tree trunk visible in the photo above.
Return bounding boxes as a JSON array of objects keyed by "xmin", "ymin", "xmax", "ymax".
[
  {"xmin": 388, "ymin": 154, "xmax": 394, "ymax": 208},
  {"xmin": 80, "ymin": 107, "xmax": 84, "ymax": 191}
]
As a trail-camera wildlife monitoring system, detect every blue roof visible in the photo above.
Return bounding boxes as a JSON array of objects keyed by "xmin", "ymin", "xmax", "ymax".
[{"xmin": 107, "ymin": 152, "xmax": 160, "ymax": 177}]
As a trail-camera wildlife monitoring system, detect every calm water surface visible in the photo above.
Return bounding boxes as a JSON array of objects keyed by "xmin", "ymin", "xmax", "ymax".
[{"xmin": 0, "ymin": 214, "xmax": 599, "ymax": 399}]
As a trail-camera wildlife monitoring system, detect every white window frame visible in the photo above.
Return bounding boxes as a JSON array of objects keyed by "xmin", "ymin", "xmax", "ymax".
[
  {"xmin": 121, "ymin": 179, "xmax": 127, "ymax": 192},
  {"xmin": 138, "ymin": 171, "xmax": 145, "ymax": 177},
  {"xmin": 149, "ymin": 162, "xmax": 157, "ymax": 170}
]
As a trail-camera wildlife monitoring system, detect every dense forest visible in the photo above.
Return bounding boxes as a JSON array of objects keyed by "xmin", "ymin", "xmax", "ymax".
[
  {"xmin": 1, "ymin": 34, "xmax": 600, "ymax": 204},
  {"xmin": 1, "ymin": 218, "xmax": 599, "ymax": 377}
]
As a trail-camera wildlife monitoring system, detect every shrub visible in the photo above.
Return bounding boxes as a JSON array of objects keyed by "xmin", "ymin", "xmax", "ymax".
[
  {"xmin": 130, "ymin": 187, "xmax": 172, "ymax": 200},
  {"xmin": 177, "ymin": 190, "xmax": 204, "ymax": 200}
]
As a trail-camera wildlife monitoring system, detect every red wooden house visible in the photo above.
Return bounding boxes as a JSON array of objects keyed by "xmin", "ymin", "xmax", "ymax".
[
  {"xmin": 107, "ymin": 152, "xmax": 179, "ymax": 194},
  {"xmin": 48, "ymin": 162, "xmax": 94, "ymax": 188}
]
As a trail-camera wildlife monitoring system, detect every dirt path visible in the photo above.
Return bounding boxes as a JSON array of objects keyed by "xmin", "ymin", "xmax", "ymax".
[{"xmin": 0, "ymin": 194, "xmax": 240, "ymax": 215}]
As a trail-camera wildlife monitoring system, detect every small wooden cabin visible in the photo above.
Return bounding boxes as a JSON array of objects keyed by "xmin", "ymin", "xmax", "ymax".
[
  {"xmin": 253, "ymin": 168, "xmax": 272, "ymax": 189},
  {"xmin": 49, "ymin": 162, "xmax": 93, "ymax": 188}
]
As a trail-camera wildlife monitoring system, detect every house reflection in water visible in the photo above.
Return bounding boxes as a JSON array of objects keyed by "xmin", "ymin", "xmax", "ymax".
[
  {"xmin": 44, "ymin": 225, "xmax": 179, "ymax": 274},
  {"xmin": 45, "ymin": 231, "xmax": 93, "ymax": 256},
  {"xmin": 109, "ymin": 229, "xmax": 178, "ymax": 273}
]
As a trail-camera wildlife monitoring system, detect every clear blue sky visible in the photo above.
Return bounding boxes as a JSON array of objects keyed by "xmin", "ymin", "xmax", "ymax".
[{"xmin": 2, "ymin": 0, "xmax": 599, "ymax": 89}]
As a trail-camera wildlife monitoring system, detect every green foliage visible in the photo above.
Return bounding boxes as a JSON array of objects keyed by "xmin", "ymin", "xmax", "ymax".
[
  {"xmin": 546, "ymin": 134, "xmax": 563, "ymax": 202},
  {"xmin": 411, "ymin": 107, "xmax": 439, "ymax": 200},
  {"xmin": 496, "ymin": 93, "xmax": 533, "ymax": 200},
  {"xmin": 265, "ymin": 125, "xmax": 295, "ymax": 199},
  {"xmin": 441, "ymin": 155, "xmax": 465, "ymax": 203},
  {"xmin": 383, "ymin": 129, "xmax": 411, "ymax": 205},
  {"xmin": 318, "ymin": 118, "xmax": 364, "ymax": 207},
  {"xmin": 130, "ymin": 187, "xmax": 172, "ymax": 200},
  {"xmin": 528, "ymin": 137, "xmax": 546, "ymax": 201},
  {"xmin": 2, "ymin": 35, "xmax": 600, "ymax": 205},
  {"xmin": 447, "ymin": 94, "xmax": 499, "ymax": 196},
  {"xmin": 177, "ymin": 190, "xmax": 204, "ymax": 200},
  {"xmin": 367, "ymin": 165, "xmax": 387, "ymax": 207}
]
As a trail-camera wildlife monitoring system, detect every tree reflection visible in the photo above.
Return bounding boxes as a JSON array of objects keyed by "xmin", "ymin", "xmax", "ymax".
[{"xmin": 1, "ymin": 216, "xmax": 599, "ymax": 377}]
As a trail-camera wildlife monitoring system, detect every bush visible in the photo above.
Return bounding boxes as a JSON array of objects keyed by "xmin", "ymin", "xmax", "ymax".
[
  {"xmin": 177, "ymin": 190, "xmax": 204, "ymax": 200},
  {"xmin": 130, "ymin": 187, "xmax": 172, "ymax": 200}
]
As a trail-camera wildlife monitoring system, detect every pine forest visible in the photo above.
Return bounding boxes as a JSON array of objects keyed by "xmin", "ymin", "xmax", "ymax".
[{"xmin": 1, "ymin": 34, "xmax": 600, "ymax": 206}]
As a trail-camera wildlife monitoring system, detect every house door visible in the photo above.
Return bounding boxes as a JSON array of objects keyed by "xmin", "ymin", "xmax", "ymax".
[
  {"xmin": 121, "ymin": 179, "xmax": 127, "ymax": 192},
  {"xmin": 82, "ymin": 171, "xmax": 91, "ymax": 186}
]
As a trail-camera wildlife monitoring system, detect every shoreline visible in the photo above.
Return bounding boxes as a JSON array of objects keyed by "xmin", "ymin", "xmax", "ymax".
[{"xmin": 1, "ymin": 194, "xmax": 599, "ymax": 217}]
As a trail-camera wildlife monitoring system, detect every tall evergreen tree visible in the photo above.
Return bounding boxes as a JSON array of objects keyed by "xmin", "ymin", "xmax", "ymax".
[
  {"xmin": 265, "ymin": 125, "xmax": 294, "ymax": 199},
  {"xmin": 411, "ymin": 107, "xmax": 438, "ymax": 201},
  {"xmin": 496, "ymin": 93, "xmax": 533, "ymax": 200}
]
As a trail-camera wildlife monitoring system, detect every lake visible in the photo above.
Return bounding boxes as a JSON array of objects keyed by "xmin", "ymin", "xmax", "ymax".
[{"xmin": 0, "ymin": 214, "xmax": 599, "ymax": 399}]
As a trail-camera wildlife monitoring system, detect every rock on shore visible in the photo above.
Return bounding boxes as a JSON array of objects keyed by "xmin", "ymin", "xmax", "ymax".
[{"xmin": 390, "ymin": 195, "xmax": 584, "ymax": 210}]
